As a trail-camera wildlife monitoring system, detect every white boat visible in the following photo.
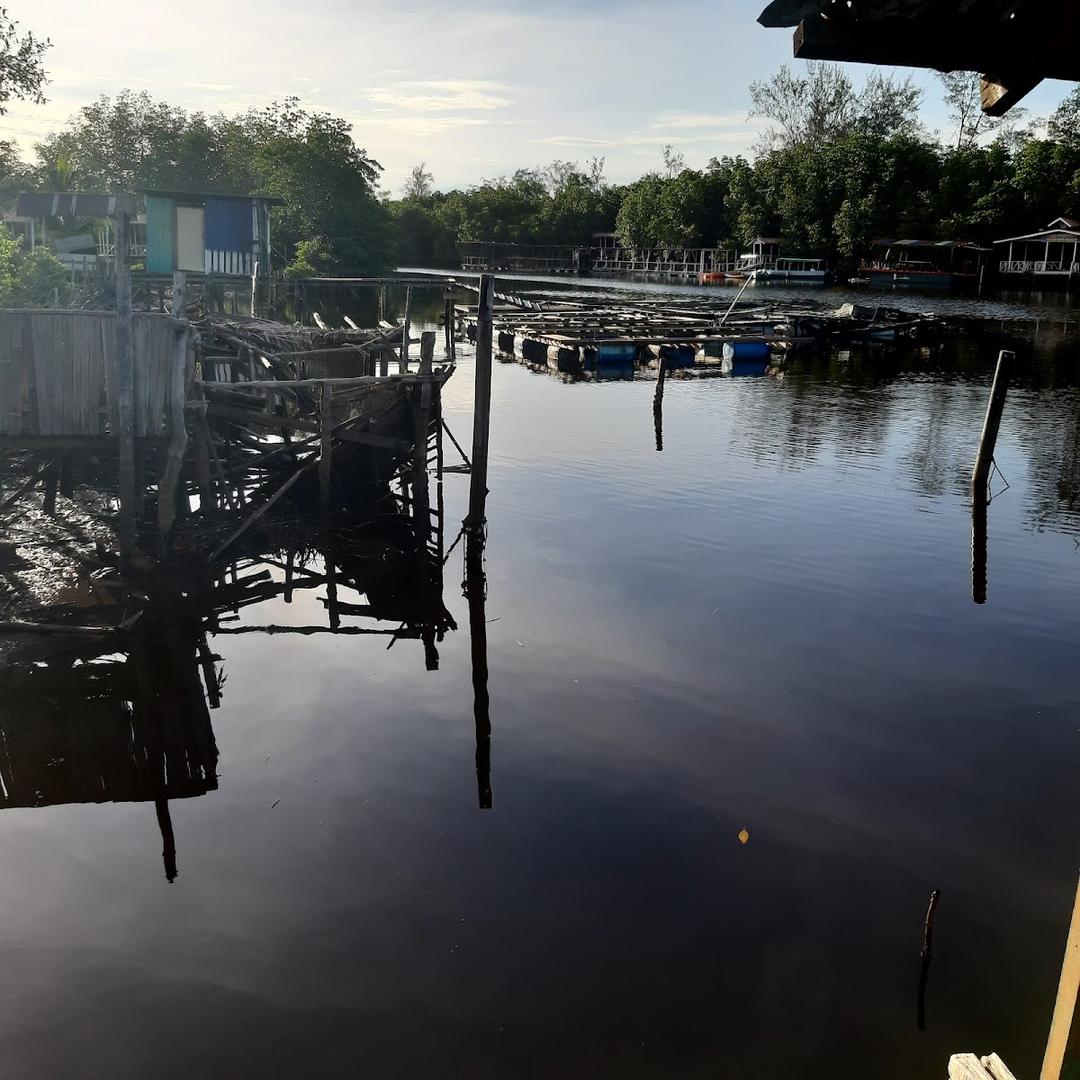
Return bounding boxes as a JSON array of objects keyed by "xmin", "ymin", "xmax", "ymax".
[{"xmin": 755, "ymin": 257, "xmax": 828, "ymax": 283}]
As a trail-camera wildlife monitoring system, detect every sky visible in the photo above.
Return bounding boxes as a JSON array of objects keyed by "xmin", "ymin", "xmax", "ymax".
[{"xmin": 3, "ymin": 0, "xmax": 1077, "ymax": 194}]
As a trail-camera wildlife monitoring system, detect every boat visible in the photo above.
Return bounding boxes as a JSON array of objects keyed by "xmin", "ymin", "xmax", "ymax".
[
  {"xmin": 698, "ymin": 271, "xmax": 728, "ymax": 285},
  {"xmin": 755, "ymin": 257, "xmax": 828, "ymax": 283}
]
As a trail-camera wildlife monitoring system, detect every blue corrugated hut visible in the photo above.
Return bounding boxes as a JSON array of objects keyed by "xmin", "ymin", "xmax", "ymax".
[{"xmin": 143, "ymin": 191, "xmax": 284, "ymax": 277}]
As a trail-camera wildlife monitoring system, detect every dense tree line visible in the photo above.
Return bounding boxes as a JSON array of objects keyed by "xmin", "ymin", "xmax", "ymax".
[
  {"xmin": 2, "ymin": 43, "xmax": 1080, "ymax": 279},
  {"xmin": 391, "ymin": 67, "xmax": 1080, "ymax": 269}
]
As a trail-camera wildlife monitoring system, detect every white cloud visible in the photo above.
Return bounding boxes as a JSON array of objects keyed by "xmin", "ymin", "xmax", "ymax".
[
  {"xmin": 367, "ymin": 79, "xmax": 511, "ymax": 113},
  {"xmin": 651, "ymin": 111, "xmax": 751, "ymax": 129},
  {"xmin": 534, "ymin": 130, "xmax": 760, "ymax": 148},
  {"xmin": 353, "ymin": 114, "xmax": 492, "ymax": 137}
]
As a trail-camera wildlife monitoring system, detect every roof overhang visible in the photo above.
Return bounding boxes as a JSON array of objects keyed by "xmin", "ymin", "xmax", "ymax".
[
  {"xmin": 994, "ymin": 231, "xmax": 1080, "ymax": 245},
  {"xmin": 15, "ymin": 191, "xmax": 136, "ymax": 219},
  {"xmin": 757, "ymin": 1, "xmax": 1080, "ymax": 115},
  {"xmin": 140, "ymin": 189, "xmax": 285, "ymax": 206}
]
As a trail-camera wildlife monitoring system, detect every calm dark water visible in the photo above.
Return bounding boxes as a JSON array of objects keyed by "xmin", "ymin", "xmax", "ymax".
[{"xmin": 1, "ymin": 289, "xmax": 1079, "ymax": 1078}]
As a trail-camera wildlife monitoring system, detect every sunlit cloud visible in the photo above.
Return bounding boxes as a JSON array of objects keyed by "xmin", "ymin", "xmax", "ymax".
[
  {"xmin": 354, "ymin": 114, "xmax": 492, "ymax": 137},
  {"xmin": 367, "ymin": 79, "xmax": 511, "ymax": 112}
]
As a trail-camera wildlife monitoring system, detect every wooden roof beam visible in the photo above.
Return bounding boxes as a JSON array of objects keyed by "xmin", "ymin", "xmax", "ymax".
[
  {"xmin": 980, "ymin": 74, "xmax": 1042, "ymax": 117},
  {"xmin": 793, "ymin": 13, "xmax": 1080, "ymax": 109}
]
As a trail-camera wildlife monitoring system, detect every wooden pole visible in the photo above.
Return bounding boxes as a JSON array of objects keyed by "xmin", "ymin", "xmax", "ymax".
[
  {"xmin": 1040, "ymin": 873, "xmax": 1080, "ymax": 1080},
  {"xmin": 444, "ymin": 285, "xmax": 456, "ymax": 359},
  {"xmin": 399, "ymin": 286, "xmax": 413, "ymax": 373},
  {"xmin": 113, "ymin": 211, "xmax": 137, "ymax": 573},
  {"xmin": 319, "ymin": 380, "xmax": 333, "ymax": 514},
  {"xmin": 419, "ymin": 330, "xmax": 435, "ymax": 376},
  {"xmin": 467, "ymin": 274, "xmax": 494, "ymax": 529},
  {"xmin": 971, "ymin": 350, "xmax": 1013, "ymax": 505},
  {"xmin": 157, "ymin": 271, "xmax": 189, "ymax": 556}
]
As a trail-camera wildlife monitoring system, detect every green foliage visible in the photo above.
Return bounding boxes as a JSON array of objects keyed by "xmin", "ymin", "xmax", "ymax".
[
  {"xmin": 0, "ymin": 230, "xmax": 71, "ymax": 306},
  {"xmin": 0, "ymin": 7, "xmax": 49, "ymax": 115},
  {"xmin": 283, "ymin": 237, "xmax": 334, "ymax": 279}
]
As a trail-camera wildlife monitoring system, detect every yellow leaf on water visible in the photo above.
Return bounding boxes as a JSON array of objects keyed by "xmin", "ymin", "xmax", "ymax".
[{"xmin": 737, "ymin": 828, "xmax": 750, "ymax": 845}]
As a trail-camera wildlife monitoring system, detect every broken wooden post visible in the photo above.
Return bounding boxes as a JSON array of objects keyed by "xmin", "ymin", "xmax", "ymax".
[
  {"xmin": 158, "ymin": 271, "xmax": 189, "ymax": 556},
  {"xmin": 467, "ymin": 274, "xmax": 494, "ymax": 529},
  {"xmin": 419, "ymin": 330, "xmax": 435, "ymax": 376},
  {"xmin": 971, "ymin": 349, "xmax": 1012, "ymax": 505},
  {"xmin": 319, "ymin": 380, "xmax": 333, "ymax": 514},
  {"xmin": 444, "ymin": 285, "xmax": 456, "ymax": 359},
  {"xmin": 400, "ymin": 285, "xmax": 413, "ymax": 373},
  {"xmin": 113, "ymin": 210, "xmax": 137, "ymax": 573}
]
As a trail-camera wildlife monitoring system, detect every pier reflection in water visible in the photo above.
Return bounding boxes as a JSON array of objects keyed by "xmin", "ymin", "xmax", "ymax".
[
  {"xmin": 0, "ymin": 471, "xmax": 478, "ymax": 878},
  {"xmin": 2, "ymin": 300, "xmax": 1080, "ymax": 1078}
]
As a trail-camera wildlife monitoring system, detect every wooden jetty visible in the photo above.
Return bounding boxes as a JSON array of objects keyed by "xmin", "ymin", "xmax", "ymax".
[{"xmin": 0, "ymin": 259, "xmax": 457, "ymax": 571}]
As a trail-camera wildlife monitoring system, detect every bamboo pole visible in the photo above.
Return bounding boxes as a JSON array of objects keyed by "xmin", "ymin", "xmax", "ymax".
[{"xmin": 400, "ymin": 285, "xmax": 413, "ymax": 373}]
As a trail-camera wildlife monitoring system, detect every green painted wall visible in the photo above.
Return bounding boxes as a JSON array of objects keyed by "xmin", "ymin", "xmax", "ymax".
[{"xmin": 145, "ymin": 195, "xmax": 175, "ymax": 273}]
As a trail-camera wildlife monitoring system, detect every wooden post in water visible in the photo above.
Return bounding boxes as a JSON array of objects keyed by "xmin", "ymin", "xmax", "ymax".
[
  {"xmin": 319, "ymin": 380, "xmax": 333, "ymax": 514},
  {"xmin": 400, "ymin": 285, "xmax": 413, "ymax": 373},
  {"xmin": 467, "ymin": 274, "xmax": 494, "ymax": 530},
  {"xmin": 971, "ymin": 349, "xmax": 1013, "ymax": 505},
  {"xmin": 114, "ymin": 210, "xmax": 137, "ymax": 573}
]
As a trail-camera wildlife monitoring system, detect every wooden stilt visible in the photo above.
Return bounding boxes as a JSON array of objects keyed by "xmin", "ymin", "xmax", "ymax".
[
  {"xmin": 400, "ymin": 285, "xmax": 413, "ymax": 373},
  {"xmin": 157, "ymin": 271, "xmax": 190, "ymax": 556},
  {"xmin": 113, "ymin": 211, "xmax": 137, "ymax": 573},
  {"xmin": 444, "ymin": 286, "xmax": 456, "ymax": 359}
]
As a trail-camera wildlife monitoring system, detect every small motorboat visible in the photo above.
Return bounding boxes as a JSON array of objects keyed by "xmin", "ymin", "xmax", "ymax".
[{"xmin": 699, "ymin": 271, "xmax": 728, "ymax": 285}]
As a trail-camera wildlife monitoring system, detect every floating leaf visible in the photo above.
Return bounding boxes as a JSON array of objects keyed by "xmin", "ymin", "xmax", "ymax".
[{"xmin": 737, "ymin": 828, "xmax": 750, "ymax": 845}]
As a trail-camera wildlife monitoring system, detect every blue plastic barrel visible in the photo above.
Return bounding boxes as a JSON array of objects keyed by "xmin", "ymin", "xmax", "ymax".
[{"xmin": 722, "ymin": 341, "xmax": 770, "ymax": 361}]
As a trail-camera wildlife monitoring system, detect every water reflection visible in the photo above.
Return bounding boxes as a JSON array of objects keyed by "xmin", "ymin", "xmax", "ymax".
[
  {"xmin": 0, "ymin": 484, "xmax": 459, "ymax": 879},
  {"xmin": 0, "ymin": 614, "xmax": 219, "ymax": 882}
]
